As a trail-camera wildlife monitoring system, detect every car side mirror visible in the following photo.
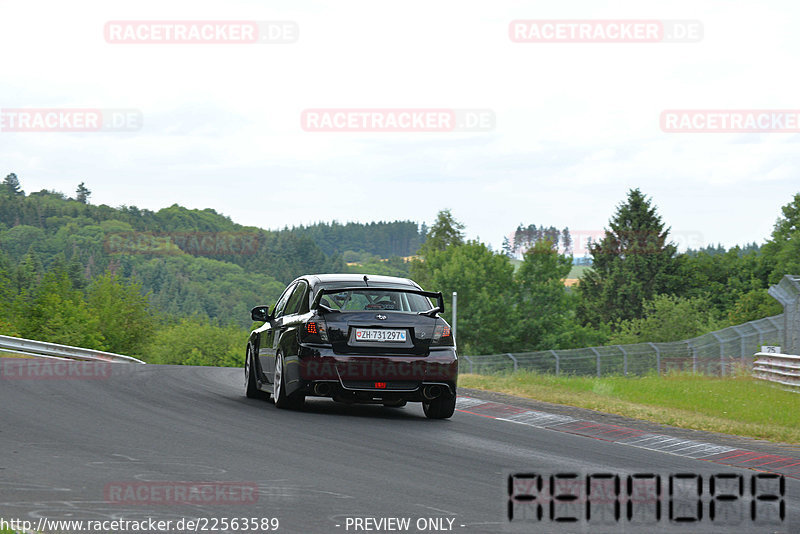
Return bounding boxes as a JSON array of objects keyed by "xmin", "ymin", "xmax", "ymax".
[{"xmin": 250, "ymin": 305, "xmax": 271, "ymax": 322}]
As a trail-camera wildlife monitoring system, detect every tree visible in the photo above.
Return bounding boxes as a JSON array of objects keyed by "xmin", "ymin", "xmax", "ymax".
[
  {"xmin": 143, "ymin": 316, "xmax": 244, "ymax": 366},
  {"xmin": 86, "ymin": 272, "xmax": 155, "ymax": 355},
  {"xmin": 561, "ymin": 227, "xmax": 572, "ymax": 256},
  {"xmin": 420, "ymin": 209, "xmax": 465, "ymax": 254},
  {"xmin": 501, "ymin": 236, "xmax": 514, "ymax": 257},
  {"xmin": 2, "ymin": 173, "xmax": 23, "ymax": 197},
  {"xmin": 762, "ymin": 193, "xmax": 800, "ymax": 283},
  {"xmin": 17, "ymin": 268, "xmax": 106, "ymax": 349},
  {"xmin": 514, "ymin": 240, "xmax": 574, "ymax": 349},
  {"xmin": 578, "ymin": 189, "xmax": 682, "ymax": 326},
  {"xmin": 727, "ymin": 288, "xmax": 783, "ymax": 324},
  {"xmin": 76, "ymin": 182, "xmax": 91, "ymax": 204},
  {"xmin": 607, "ymin": 295, "xmax": 723, "ymax": 344},
  {"xmin": 412, "ymin": 240, "xmax": 516, "ymax": 355}
]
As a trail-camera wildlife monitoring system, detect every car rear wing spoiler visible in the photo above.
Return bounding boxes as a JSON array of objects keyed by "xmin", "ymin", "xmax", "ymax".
[{"xmin": 311, "ymin": 287, "xmax": 445, "ymax": 316}]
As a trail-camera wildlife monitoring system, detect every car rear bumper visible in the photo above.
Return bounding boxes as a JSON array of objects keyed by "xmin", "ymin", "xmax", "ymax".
[{"xmin": 286, "ymin": 345, "xmax": 458, "ymax": 402}]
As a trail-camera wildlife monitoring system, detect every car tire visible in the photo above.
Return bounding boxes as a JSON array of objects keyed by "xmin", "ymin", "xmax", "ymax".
[
  {"xmin": 273, "ymin": 352, "xmax": 304, "ymax": 410},
  {"xmin": 423, "ymin": 394, "xmax": 456, "ymax": 419},
  {"xmin": 245, "ymin": 346, "xmax": 269, "ymax": 400}
]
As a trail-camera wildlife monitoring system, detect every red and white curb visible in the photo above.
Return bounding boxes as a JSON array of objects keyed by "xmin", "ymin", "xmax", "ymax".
[{"xmin": 456, "ymin": 396, "xmax": 800, "ymax": 479}]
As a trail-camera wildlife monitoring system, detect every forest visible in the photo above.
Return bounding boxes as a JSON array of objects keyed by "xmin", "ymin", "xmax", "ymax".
[{"xmin": 1, "ymin": 172, "xmax": 797, "ymax": 364}]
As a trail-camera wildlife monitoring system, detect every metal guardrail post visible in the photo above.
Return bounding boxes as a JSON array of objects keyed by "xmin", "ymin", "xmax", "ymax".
[
  {"xmin": 647, "ymin": 342, "xmax": 660, "ymax": 375},
  {"xmin": 550, "ymin": 350, "xmax": 560, "ymax": 375},
  {"xmin": 710, "ymin": 332, "xmax": 725, "ymax": 376},
  {"xmin": 752, "ymin": 352, "xmax": 800, "ymax": 391},
  {"xmin": 590, "ymin": 347, "xmax": 601, "ymax": 377},
  {"xmin": 506, "ymin": 353, "xmax": 518, "ymax": 372},
  {"xmin": 618, "ymin": 345, "xmax": 628, "ymax": 376}
]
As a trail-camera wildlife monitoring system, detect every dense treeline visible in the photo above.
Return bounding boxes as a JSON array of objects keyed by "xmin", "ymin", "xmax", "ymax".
[
  {"xmin": 0, "ymin": 175, "xmax": 427, "ymax": 364},
  {"xmin": 410, "ymin": 192, "xmax": 795, "ymax": 355},
  {"xmin": 288, "ymin": 220, "xmax": 426, "ymax": 258},
  {"xmin": 1, "ymin": 172, "xmax": 797, "ymax": 362}
]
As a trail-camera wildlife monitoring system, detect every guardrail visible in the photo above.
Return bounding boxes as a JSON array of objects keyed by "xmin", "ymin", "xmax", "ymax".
[
  {"xmin": 0, "ymin": 334, "xmax": 146, "ymax": 364},
  {"xmin": 752, "ymin": 352, "xmax": 800, "ymax": 391}
]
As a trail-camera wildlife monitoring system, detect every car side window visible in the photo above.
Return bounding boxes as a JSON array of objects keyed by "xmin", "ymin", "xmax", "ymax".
[
  {"xmin": 272, "ymin": 283, "xmax": 295, "ymax": 319},
  {"xmin": 285, "ymin": 280, "xmax": 309, "ymax": 316},
  {"xmin": 286, "ymin": 280, "xmax": 308, "ymax": 313}
]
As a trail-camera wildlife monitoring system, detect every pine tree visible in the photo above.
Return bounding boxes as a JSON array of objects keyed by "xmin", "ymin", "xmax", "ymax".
[
  {"xmin": 561, "ymin": 227, "xmax": 573, "ymax": 256},
  {"xmin": 76, "ymin": 182, "xmax": 91, "ymax": 204},
  {"xmin": 501, "ymin": 236, "xmax": 514, "ymax": 257},
  {"xmin": 2, "ymin": 173, "xmax": 23, "ymax": 197},
  {"xmin": 577, "ymin": 189, "xmax": 681, "ymax": 326},
  {"xmin": 419, "ymin": 209, "xmax": 465, "ymax": 254}
]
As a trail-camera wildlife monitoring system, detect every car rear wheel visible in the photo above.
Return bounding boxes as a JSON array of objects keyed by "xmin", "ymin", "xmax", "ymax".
[
  {"xmin": 423, "ymin": 395, "xmax": 456, "ymax": 419},
  {"xmin": 273, "ymin": 352, "xmax": 304, "ymax": 410},
  {"xmin": 245, "ymin": 347, "xmax": 269, "ymax": 400}
]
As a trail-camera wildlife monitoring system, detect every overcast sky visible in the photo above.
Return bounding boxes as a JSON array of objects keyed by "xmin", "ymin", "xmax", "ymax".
[{"xmin": 1, "ymin": 0, "xmax": 798, "ymax": 253}]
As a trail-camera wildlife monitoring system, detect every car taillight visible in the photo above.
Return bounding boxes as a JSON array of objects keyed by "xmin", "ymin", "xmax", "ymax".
[
  {"xmin": 303, "ymin": 319, "xmax": 328, "ymax": 342},
  {"xmin": 432, "ymin": 321, "xmax": 454, "ymax": 346}
]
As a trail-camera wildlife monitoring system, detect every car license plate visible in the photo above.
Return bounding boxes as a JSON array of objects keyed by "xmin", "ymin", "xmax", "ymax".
[{"xmin": 355, "ymin": 328, "xmax": 407, "ymax": 342}]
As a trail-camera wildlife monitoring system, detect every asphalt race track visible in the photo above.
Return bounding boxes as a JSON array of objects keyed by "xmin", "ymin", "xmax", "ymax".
[{"xmin": 1, "ymin": 360, "xmax": 798, "ymax": 534}]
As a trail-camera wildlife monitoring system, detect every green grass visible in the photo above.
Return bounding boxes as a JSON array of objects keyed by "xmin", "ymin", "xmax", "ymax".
[
  {"xmin": 568, "ymin": 264, "xmax": 590, "ymax": 278},
  {"xmin": 460, "ymin": 370, "xmax": 800, "ymax": 444}
]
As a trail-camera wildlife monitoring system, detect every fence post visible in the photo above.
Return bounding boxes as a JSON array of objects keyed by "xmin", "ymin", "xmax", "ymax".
[
  {"xmin": 751, "ymin": 320, "xmax": 766, "ymax": 348},
  {"xmin": 590, "ymin": 347, "xmax": 601, "ymax": 377},
  {"xmin": 765, "ymin": 316, "xmax": 781, "ymax": 330},
  {"xmin": 462, "ymin": 354, "xmax": 473, "ymax": 374},
  {"xmin": 768, "ymin": 275, "xmax": 800, "ymax": 355},
  {"xmin": 506, "ymin": 353, "xmax": 518, "ymax": 372},
  {"xmin": 452, "ymin": 291, "xmax": 458, "ymax": 346},
  {"xmin": 711, "ymin": 331, "xmax": 725, "ymax": 376},
  {"xmin": 731, "ymin": 325, "xmax": 746, "ymax": 368},
  {"xmin": 618, "ymin": 345, "xmax": 628, "ymax": 376},
  {"xmin": 648, "ymin": 342, "xmax": 660, "ymax": 375},
  {"xmin": 689, "ymin": 341, "xmax": 697, "ymax": 373},
  {"xmin": 550, "ymin": 350, "xmax": 560, "ymax": 375}
]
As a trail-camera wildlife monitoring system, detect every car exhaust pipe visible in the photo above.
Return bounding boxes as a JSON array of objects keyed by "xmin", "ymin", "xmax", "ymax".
[
  {"xmin": 422, "ymin": 385, "xmax": 442, "ymax": 401},
  {"xmin": 313, "ymin": 382, "xmax": 332, "ymax": 396}
]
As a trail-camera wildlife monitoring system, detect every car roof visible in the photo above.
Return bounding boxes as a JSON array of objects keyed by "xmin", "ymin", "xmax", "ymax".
[{"xmin": 300, "ymin": 273, "xmax": 421, "ymax": 289}]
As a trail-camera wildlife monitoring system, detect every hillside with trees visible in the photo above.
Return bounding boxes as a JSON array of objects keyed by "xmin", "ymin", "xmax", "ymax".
[{"xmin": 1, "ymin": 172, "xmax": 796, "ymax": 363}]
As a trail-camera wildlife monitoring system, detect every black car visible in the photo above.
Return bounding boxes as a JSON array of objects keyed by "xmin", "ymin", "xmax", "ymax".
[{"xmin": 245, "ymin": 274, "xmax": 458, "ymax": 419}]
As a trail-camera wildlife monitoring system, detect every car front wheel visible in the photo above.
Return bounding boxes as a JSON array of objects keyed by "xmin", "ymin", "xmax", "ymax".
[{"xmin": 245, "ymin": 346, "xmax": 269, "ymax": 400}]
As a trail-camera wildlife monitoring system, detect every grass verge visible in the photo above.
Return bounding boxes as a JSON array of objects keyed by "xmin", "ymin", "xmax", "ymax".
[
  {"xmin": 0, "ymin": 352, "xmax": 34, "ymax": 358},
  {"xmin": 459, "ymin": 371, "xmax": 800, "ymax": 445}
]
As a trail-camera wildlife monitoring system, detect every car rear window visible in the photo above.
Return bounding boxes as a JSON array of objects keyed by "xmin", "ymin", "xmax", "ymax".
[{"xmin": 320, "ymin": 289, "xmax": 431, "ymax": 313}]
